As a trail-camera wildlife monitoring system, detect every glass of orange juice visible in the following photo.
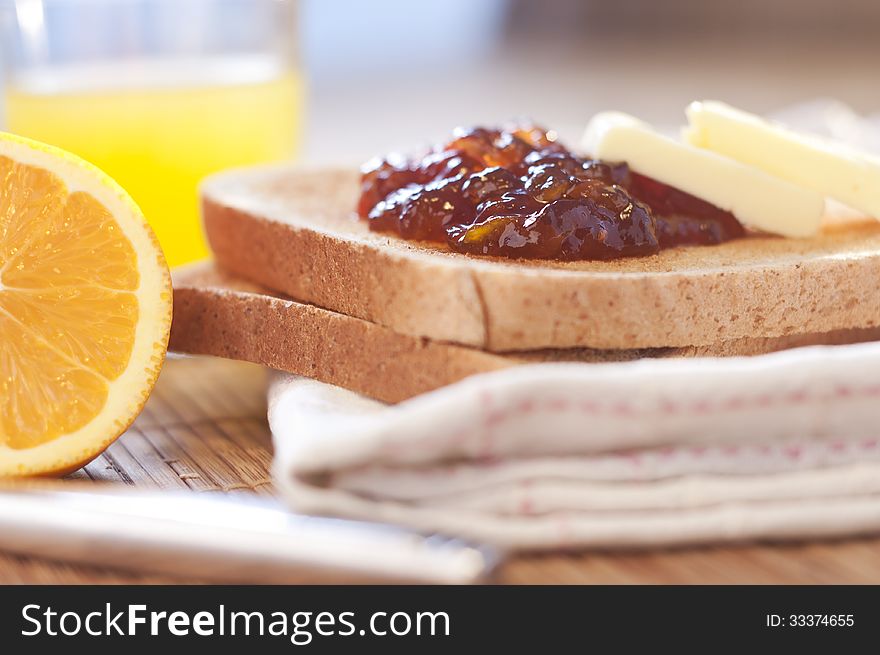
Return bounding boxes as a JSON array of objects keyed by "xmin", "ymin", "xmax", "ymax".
[{"xmin": 0, "ymin": 0, "xmax": 302, "ymax": 266}]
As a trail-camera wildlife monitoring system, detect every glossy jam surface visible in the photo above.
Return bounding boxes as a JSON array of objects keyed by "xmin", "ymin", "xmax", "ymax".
[{"xmin": 358, "ymin": 125, "xmax": 745, "ymax": 260}]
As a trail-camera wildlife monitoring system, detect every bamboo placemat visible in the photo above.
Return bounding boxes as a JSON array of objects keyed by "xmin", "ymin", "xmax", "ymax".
[{"xmin": 2, "ymin": 355, "xmax": 879, "ymax": 584}]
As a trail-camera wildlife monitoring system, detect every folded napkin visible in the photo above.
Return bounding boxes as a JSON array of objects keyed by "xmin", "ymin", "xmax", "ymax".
[{"xmin": 271, "ymin": 340, "xmax": 880, "ymax": 550}]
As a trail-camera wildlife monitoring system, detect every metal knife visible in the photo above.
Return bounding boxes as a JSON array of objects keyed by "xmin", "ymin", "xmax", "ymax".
[{"xmin": 0, "ymin": 484, "xmax": 499, "ymax": 584}]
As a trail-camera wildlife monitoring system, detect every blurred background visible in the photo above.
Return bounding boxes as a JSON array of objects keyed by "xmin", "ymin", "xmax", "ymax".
[
  {"xmin": 2, "ymin": 0, "xmax": 880, "ymax": 264},
  {"xmin": 303, "ymin": 0, "xmax": 880, "ymax": 159}
]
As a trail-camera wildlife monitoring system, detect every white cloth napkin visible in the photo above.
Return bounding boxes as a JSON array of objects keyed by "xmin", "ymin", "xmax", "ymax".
[{"xmin": 271, "ymin": 341, "xmax": 880, "ymax": 550}]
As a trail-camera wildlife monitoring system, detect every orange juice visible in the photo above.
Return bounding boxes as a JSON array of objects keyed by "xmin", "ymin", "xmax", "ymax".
[{"xmin": 5, "ymin": 56, "xmax": 302, "ymax": 266}]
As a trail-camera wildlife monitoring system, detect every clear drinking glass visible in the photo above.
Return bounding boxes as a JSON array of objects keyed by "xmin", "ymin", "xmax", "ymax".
[{"xmin": 0, "ymin": 0, "xmax": 302, "ymax": 266}]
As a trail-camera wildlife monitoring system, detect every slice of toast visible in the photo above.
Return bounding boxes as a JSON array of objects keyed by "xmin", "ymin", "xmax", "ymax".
[
  {"xmin": 170, "ymin": 263, "xmax": 880, "ymax": 403},
  {"xmin": 202, "ymin": 166, "xmax": 880, "ymax": 352}
]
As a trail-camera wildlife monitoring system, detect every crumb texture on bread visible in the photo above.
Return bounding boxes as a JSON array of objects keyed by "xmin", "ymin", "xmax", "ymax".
[
  {"xmin": 202, "ymin": 166, "xmax": 880, "ymax": 351},
  {"xmin": 171, "ymin": 264, "xmax": 880, "ymax": 403}
]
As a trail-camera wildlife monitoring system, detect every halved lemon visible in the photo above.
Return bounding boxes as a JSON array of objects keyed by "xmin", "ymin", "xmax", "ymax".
[{"xmin": 0, "ymin": 132, "xmax": 172, "ymax": 476}]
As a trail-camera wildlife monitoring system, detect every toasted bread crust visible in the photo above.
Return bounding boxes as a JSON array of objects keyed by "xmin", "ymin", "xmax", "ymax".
[
  {"xmin": 202, "ymin": 166, "xmax": 880, "ymax": 351},
  {"xmin": 170, "ymin": 264, "xmax": 880, "ymax": 403}
]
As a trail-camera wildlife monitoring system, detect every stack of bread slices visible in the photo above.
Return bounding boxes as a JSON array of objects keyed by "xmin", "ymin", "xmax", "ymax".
[{"xmin": 171, "ymin": 106, "xmax": 880, "ymax": 403}]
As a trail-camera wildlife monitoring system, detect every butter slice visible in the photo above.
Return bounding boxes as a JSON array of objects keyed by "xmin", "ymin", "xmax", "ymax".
[
  {"xmin": 685, "ymin": 100, "xmax": 880, "ymax": 220},
  {"xmin": 583, "ymin": 111, "xmax": 824, "ymax": 238}
]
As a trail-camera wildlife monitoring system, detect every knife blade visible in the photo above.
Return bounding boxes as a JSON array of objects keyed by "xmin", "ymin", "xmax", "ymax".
[{"xmin": 0, "ymin": 484, "xmax": 499, "ymax": 584}]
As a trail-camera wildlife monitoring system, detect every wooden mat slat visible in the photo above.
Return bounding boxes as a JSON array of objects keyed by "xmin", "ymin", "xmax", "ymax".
[
  {"xmin": 3, "ymin": 354, "xmax": 880, "ymax": 584},
  {"xmin": 114, "ymin": 428, "xmax": 191, "ymax": 491}
]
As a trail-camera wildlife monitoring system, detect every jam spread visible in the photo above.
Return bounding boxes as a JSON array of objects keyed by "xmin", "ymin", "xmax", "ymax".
[{"xmin": 357, "ymin": 124, "xmax": 746, "ymax": 260}]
